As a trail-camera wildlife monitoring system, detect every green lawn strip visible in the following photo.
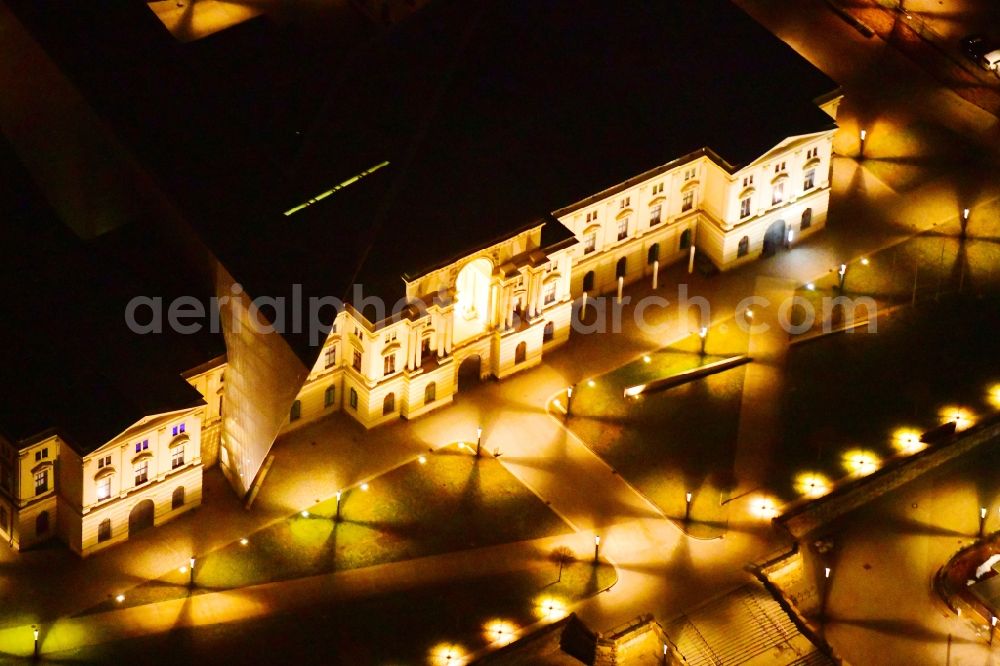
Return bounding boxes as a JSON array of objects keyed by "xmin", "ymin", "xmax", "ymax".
[
  {"xmin": 792, "ymin": 234, "xmax": 1000, "ymax": 332},
  {"xmin": 81, "ymin": 445, "xmax": 570, "ymax": 615},
  {"xmin": 774, "ymin": 295, "xmax": 1000, "ymax": 499},
  {"xmin": 569, "ymin": 296, "xmax": 1000, "ymax": 516},
  {"xmin": 569, "ymin": 346, "xmax": 747, "ymax": 522},
  {"xmin": 49, "ymin": 563, "xmax": 616, "ymax": 665}
]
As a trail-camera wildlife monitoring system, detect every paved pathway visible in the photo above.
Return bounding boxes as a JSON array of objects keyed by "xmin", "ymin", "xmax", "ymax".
[{"xmin": 5, "ymin": 0, "xmax": 1000, "ymax": 661}]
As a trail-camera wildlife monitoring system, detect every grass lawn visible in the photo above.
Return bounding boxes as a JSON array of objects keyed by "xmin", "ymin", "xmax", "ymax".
[
  {"xmin": 567, "ymin": 344, "xmax": 747, "ymax": 529},
  {"xmin": 568, "ymin": 293, "xmax": 1000, "ymax": 517},
  {"xmin": 84, "ymin": 445, "xmax": 570, "ymax": 614},
  {"xmin": 793, "ymin": 232, "xmax": 1000, "ymax": 332},
  {"xmin": 46, "ymin": 562, "xmax": 616, "ymax": 666}
]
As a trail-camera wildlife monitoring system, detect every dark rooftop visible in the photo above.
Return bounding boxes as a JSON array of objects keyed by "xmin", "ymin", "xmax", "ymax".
[
  {"xmin": 0, "ymin": 137, "xmax": 222, "ymax": 454},
  {"xmin": 5, "ymin": 0, "xmax": 836, "ymax": 366}
]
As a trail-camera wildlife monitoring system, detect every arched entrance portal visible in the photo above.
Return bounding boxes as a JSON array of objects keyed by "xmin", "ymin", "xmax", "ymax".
[
  {"xmin": 455, "ymin": 258, "xmax": 492, "ymax": 345},
  {"xmin": 761, "ymin": 219, "xmax": 786, "ymax": 257},
  {"xmin": 457, "ymin": 354, "xmax": 482, "ymax": 393},
  {"xmin": 128, "ymin": 499, "xmax": 155, "ymax": 537}
]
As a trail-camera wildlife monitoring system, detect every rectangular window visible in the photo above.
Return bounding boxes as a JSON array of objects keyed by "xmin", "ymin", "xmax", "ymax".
[
  {"xmin": 35, "ymin": 448, "xmax": 47, "ymax": 462},
  {"xmin": 353, "ymin": 349, "xmax": 363, "ymax": 372},
  {"xmin": 742, "ymin": 175, "xmax": 754, "ymax": 187},
  {"xmin": 803, "ymin": 169, "xmax": 816, "ymax": 191},
  {"xmin": 172, "ymin": 447, "xmax": 185, "ymax": 469},
  {"xmin": 617, "ymin": 218, "xmax": 628, "ymax": 241},
  {"xmin": 97, "ymin": 476, "xmax": 111, "ymax": 501},
  {"xmin": 583, "ymin": 233, "xmax": 596, "ymax": 254},
  {"xmin": 134, "ymin": 461, "xmax": 148, "ymax": 486},
  {"xmin": 34, "ymin": 470, "xmax": 48, "ymax": 495},
  {"xmin": 349, "ymin": 388, "xmax": 358, "ymax": 409},
  {"xmin": 620, "ymin": 196, "xmax": 630, "ymax": 209},
  {"xmin": 649, "ymin": 205, "xmax": 661, "ymax": 226},
  {"xmin": 98, "ymin": 455, "xmax": 111, "ymax": 469},
  {"xmin": 325, "ymin": 345, "xmax": 337, "ymax": 369},
  {"xmin": 98, "ymin": 519, "xmax": 111, "ymax": 542},
  {"xmin": 585, "ymin": 210, "xmax": 598, "ymax": 223},
  {"xmin": 772, "ymin": 182, "xmax": 785, "ymax": 205},
  {"xmin": 384, "ymin": 354, "xmax": 396, "ymax": 376},
  {"xmin": 740, "ymin": 197, "xmax": 752, "ymax": 219},
  {"xmin": 681, "ymin": 191, "xmax": 694, "ymax": 212},
  {"xmin": 324, "ymin": 386, "xmax": 336, "ymax": 408},
  {"xmin": 652, "ymin": 182, "xmax": 664, "ymax": 195},
  {"xmin": 543, "ymin": 281, "xmax": 557, "ymax": 305}
]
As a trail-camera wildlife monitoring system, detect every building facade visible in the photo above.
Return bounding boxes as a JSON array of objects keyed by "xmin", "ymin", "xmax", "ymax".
[
  {"xmin": 560, "ymin": 101, "xmax": 840, "ymax": 301},
  {"xmin": 290, "ymin": 225, "xmax": 575, "ymax": 429},
  {"xmin": 0, "ymin": 407, "xmax": 205, "ymax": 557}
]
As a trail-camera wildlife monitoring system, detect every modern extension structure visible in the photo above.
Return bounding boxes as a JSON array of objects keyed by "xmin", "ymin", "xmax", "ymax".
[{"xmin": 0, "ymin": 0, "xmax": 839, "ymax": 517}]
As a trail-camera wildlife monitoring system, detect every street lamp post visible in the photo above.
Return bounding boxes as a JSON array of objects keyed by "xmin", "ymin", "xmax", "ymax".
[
  {"xmin": 980, "ymin": 507, "xmax": 988, "ymax": 539},
  {"xmin": 476, "ymin": 426, "xmax": 483, "ymax": 458},
  {"xmin": 565, "ymin": 386, "xmax": 574, "ymax": 418},
  {"xmin": 838, "ymin": 263, "xmax": 848, "ymax": 294},
  {"xmin": 335, "ymin": 490, "xmax": 342, "ymax": 522},
  {"xmin": 594, "ymin": 535, "xmax": 601, "ymax": 563},
  {"xmin": 859, "ymin": 129, "xmax": 867, "ymax": 158},
  {"xmin": 188, "ymin": 556, "xmax": 196, "ymax": 588},
  {"xmin": 33, "ymin": 626, "xmax": 39, "ymax": 658},
  {"xmin": 684, "ymin": 492, "xmax": 693, "ymax": 522},
  {"xmin": 992, "ymin": 616, "xmax": 997, "ymax": 646},
  {"xmin": 698, "ymin": 327, "xmax": 708, "ymax": 356}
]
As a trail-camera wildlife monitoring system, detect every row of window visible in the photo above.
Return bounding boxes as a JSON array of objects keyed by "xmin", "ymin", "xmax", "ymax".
[
  {"xmin": 739, "ymin": 170, "xmax": 817, "ymax": 219},
  {"xmin": 93, "ymin": 447, "xmax": 185, "ymax": 502},
  {"xmin": 582, "ymin": 194, "xmax": 692, "ymax": 256}
]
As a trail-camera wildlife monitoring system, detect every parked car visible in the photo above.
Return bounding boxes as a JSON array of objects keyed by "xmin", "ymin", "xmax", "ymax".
[{"xmin": 961, "ymin": 34, "xmax": 1000, "ymax": 74}]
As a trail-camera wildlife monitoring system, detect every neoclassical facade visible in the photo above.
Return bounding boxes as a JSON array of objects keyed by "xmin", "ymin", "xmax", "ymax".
[
  {"xmin": 561, "ymin": 103, "xmax": 840, "ymax": 301},
  {"xmin": 286, "ymin": 99, "xmax": 840, "ymax": 431},
  {"xmin": 0, "ymin": 407, "xmax": 205, "ymax": 556},
  {"xmin": 290, "ymin": 225, "xmax": 575, "ymax": 429}
]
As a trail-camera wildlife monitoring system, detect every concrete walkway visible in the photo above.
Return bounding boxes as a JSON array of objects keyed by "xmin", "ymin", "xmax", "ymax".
[
  {"xmin": 1, "ymin": 530, "xmax": 599, "ymax": 658},
  {"xmin": 4, "ymin": 0, "xmax": 1000, "ymax": 661}
]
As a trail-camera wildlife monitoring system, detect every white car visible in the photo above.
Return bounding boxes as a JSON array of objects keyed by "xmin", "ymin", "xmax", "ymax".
[{"xmin": 983, "ymin": 49, "xmax": 1000, "ymax": 74}]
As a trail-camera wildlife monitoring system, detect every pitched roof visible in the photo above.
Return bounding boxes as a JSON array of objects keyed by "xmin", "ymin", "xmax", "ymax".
[
  {"xmin": 5, "ymin": 0, "xmax": 836, "ymax": 366},
  {"xmin": 0, "ymin": 138, "xmax": 221, "ymax": 454}
]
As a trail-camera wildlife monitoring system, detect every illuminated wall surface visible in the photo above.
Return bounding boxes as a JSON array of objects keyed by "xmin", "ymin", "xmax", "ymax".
[{"xmin": 215, "ymin": 266, "xmax": 307, "ymax": 496}]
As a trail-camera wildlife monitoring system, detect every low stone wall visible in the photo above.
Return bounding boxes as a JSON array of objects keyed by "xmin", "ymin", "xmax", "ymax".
[
  {"xmin": 593, "ymin": 614, "xmax": 683, "ymax": 665},
  {"xmin": 778, "ymin": 418, "xmax": 1000, "ymax": 540}
]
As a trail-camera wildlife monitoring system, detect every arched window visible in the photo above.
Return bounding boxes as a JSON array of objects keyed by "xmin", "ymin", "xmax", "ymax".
[
  {"xmin": 615, "ymin": 257, "xmax": 627, "ymax": 279},
  {"xmin": 582, "ymin": 271, "xmax": 595, "ymax": 293},
  {"xmin": 737, "ymin": 236, "xmax": 750, "ymax": 257},
  {"xmin": 172, "ymin": 486, "xmax": 185, "ymax": 510},
  {"xmin": 543, "ymin": 321, "xmax": 555, "ymax": 341},
  {"xmin": 36, "ymin": 511, "xmax": 49, "ymax": 535},
  {"xmin": 324, "ymin": 386, "xmax": 336, "ymax": 408},
  {"xmin": 647, "ymin": 243, "xmax": 660, "ymax": 265},
  {"xmin": 424, "ymin": 382, "xmax": 437, "ymax": 405},
  {"xmin": 801, "ymin": 207, "xmax": 812, "ymax": 230},
  {"xmin": 515, "ymin": 341, "xmax": 527, "ymax": 364},
  {"xmin": 383, "ymin": 393, "xmax": 395, "ymax": 416},
  {"xmin": 679, "ymin": 228, "xmax": 692, "ymax": 250},
  {"xmin": 290, "ymin": 400, "xmax": 302, "ymax": 422},
  {"xmin": 98, "ymin": 518, "xmax": 112, "ymax": 543}
]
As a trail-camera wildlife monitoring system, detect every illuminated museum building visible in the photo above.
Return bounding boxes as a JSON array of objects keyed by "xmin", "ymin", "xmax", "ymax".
[{"xmin": 0, "ymin": 0, "xmax": 839, "ymax": 552}]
